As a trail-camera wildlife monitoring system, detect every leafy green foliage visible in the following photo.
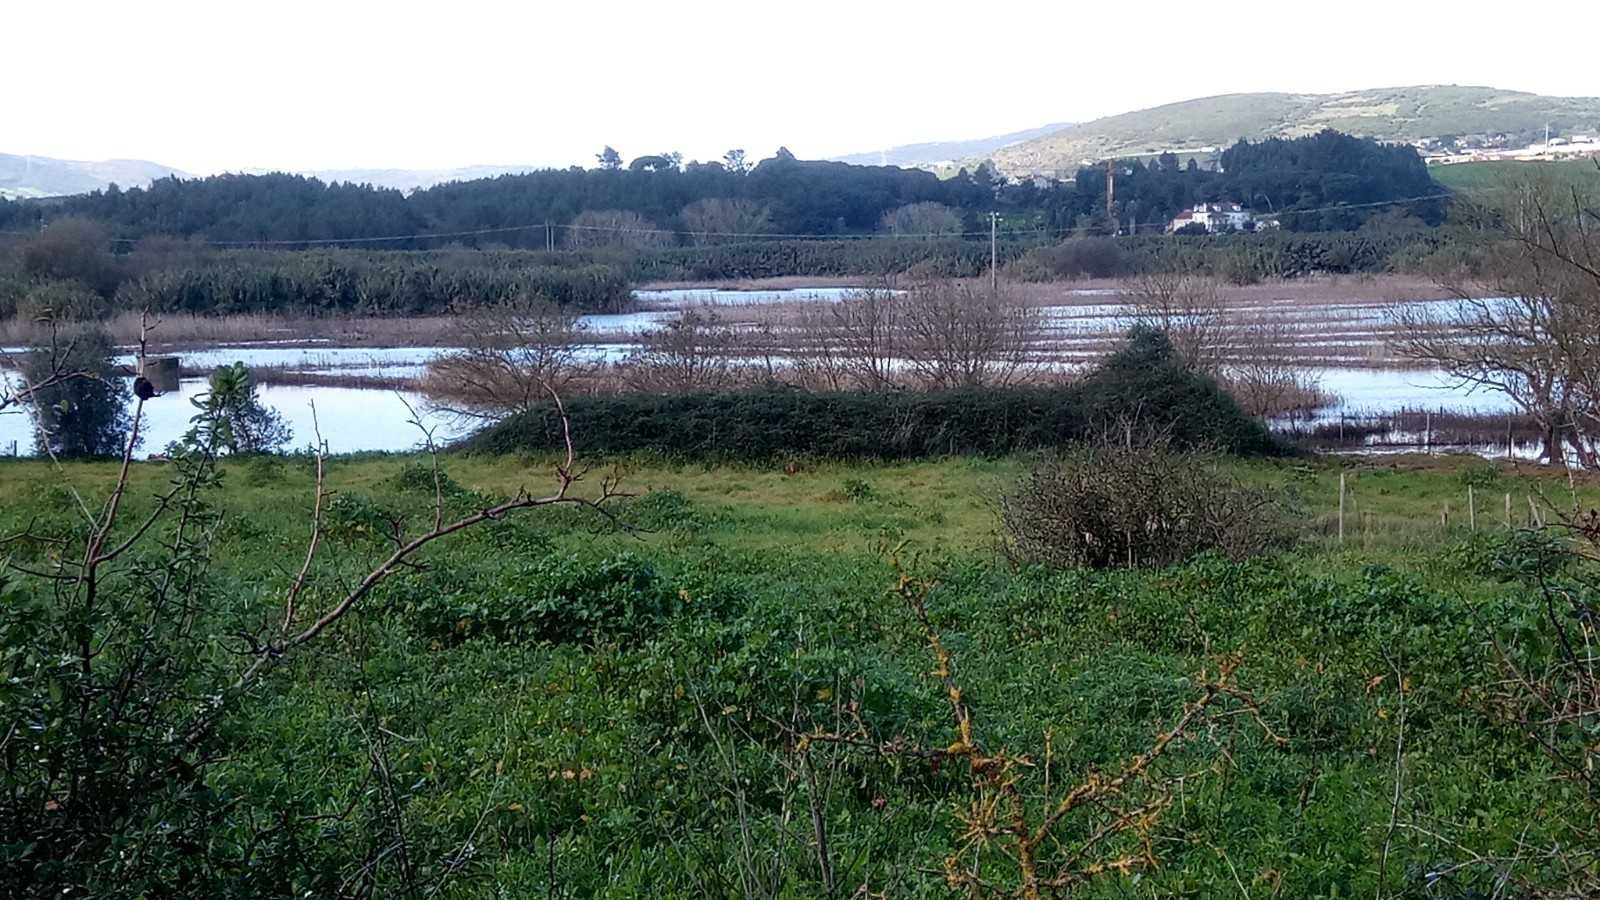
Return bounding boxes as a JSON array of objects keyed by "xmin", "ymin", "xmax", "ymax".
[
  {"xmin": 186, "ymin": 362, "xmax": 291, "ymax": 454},
  {"xmin": 402, "ymin": 552, "xmax": 718, "ymax": 646},
  {"xmin": 0, "ymin": 448, "xmax": 1593, "ymax": 895},
  {"xmin": 20, "ymin": 328, "xmax": 131, "ymax": 457}
]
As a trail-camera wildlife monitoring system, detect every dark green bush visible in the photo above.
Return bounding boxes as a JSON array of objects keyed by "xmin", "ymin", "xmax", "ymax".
[
  {"xmin": 324, "ymin": 492, "xmax": 404, "ymax": 544},
  {"xmin": 613, "ymin": 489, "xmax": 712, "ymax": 532},
  {"xmin": 406, "ymin": 553, "xmax": 686, "ymax": 646}
]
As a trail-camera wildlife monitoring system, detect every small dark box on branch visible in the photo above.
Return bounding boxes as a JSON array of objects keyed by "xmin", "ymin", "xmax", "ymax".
[{"xmin": 140, "ymin": 356, "xmax": 180, "ymax": 395}]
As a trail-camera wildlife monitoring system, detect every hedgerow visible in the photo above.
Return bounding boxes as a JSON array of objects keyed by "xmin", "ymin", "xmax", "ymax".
[{"xmin": 462, "ymin": 329, "xmax": 1285, "ymax": 460}]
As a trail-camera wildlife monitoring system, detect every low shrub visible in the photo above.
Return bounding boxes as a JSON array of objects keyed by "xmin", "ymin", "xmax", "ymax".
[
  {"xmin": 613, "ymin": 489, "xmax": 713, "ymax": 532},
  {"xmin": 1000, "ymin": 436, "xmax": 1284, "ymax": 570},
  {"xmin": 406, "ymin": 553, "xmax": 693, "ymax": 646}
]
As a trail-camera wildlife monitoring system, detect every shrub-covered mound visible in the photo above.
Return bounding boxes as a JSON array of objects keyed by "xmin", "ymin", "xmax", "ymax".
[{"xmin": 460, "ymin": 329, "xmax": 1285, "ymax": 460}]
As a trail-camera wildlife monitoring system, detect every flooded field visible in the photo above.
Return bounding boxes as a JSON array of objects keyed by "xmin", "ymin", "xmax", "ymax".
[{"xmin": 0, "ymin": 281, "xmax": 1524, "ymax": 457}]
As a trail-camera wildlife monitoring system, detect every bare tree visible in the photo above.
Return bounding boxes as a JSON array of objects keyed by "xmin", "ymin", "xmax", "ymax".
[
  {"xmin": 566, "ymin": 209, "xmax": 673, "ymax": 251},
  {"xmin": 899, "ymin": 281, "xmax": 1041, "ymax": 389},
  {"xmin": 1393, "ymin": 169, "xmax": 1600, "ymax": 465},
  {"xmin": 621, "ymin": 310, "xmax": 738, "ymax": 393},
  {"xmin": 422, "ymin": 297, "xmax": 592, "ymax": 421},
  {"xmin": 679, "ymin": 198, "xmax": 773, "ymax": 245},
  {"xmin": 1225, "ymin": 320, "xmax": 1330, "ymax": 418},
  {"xmin": 808, "ymin": 287, "xmax": 901, "ymax": 392},
  {"xmin": 788, "ymin": 305, "xmax": 856, "ymax": 392},
  {"xmin": 1122, "ymin": 266, "xmax": 1227, "ymax": 375},
  {"xmin": 878, "ymin": 202, "xmax": 963, "ymax": 238}
]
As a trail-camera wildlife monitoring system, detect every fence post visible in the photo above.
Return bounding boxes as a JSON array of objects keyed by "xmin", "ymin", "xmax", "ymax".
[
  {"xmin": 1441, "ymin": 501, "xmax": 1449, "ymax": 529},
  {"xmin": 1504, "ymin": 492, "xmax": 1512, "ymax": 528},
  {"xmin": 1338, "ymin": 472, "xmax": 1346, "ymax": 545},
  {"xmin": 1468, "ymin": 485, "xmax": 1476, "ymax": 531}
]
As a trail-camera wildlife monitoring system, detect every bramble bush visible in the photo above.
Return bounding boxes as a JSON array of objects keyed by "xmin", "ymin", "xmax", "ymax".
[{"xmin": 1001, "ymin": 435, "xmax": 1284, "ymax": 570}]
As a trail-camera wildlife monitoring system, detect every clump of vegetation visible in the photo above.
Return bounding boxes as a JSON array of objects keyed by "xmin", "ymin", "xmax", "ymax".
[
  {"xmin": 18, "ymin": 327, "xmax": 130, "ymax": 457},
  {"xmin": 1001, "ymin": 435, "xmax": 1283, "ymax": 569},
  {"xmin": 614, "ymin": 489, "xmax": 712, "ymax": 531},
  {"xmin": 404, "ymin": 552, "xmax": 725, "ymax": 646},
  {"xmin": 1075, "ymin": 326, "xmax": 1286, "ymax": 455},
  {"xmin": 841, "ymin": 477, "xmax": 875, "ymax": 503},
  {"xmin": 465, "ymin": 327, "xmax": 1281, "ymax": 460},
  {"xmin": 190, "ymin": 362, "xmax": 292, "ymax": 454}
]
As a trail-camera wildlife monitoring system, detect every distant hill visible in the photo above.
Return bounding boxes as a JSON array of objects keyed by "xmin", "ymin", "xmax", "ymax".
[
  {"xmin": 985, "ymin": 86, "xmax": 1600, "ymax": 176},
  {"xmin": 0, "ymin": 154, "xmax": 186, "ymax": 200},
  {"xmin": 831, "ymin": 123, "xmax": 1074, "ymax": 169}
]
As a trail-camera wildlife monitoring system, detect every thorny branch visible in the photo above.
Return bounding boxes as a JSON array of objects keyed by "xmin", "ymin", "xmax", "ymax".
[{"xmin": 780, "ymin": 547, "xmax": 1286, "ymax": 899}]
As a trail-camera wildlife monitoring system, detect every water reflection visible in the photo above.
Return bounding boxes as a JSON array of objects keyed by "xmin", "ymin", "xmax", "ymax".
[{"xmin": 0, "ymin": 378, "xmax": 467, "ymax": 459}]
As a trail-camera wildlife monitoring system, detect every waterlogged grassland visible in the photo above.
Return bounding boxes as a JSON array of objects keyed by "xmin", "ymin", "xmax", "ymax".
[{"xmin": 1, "ymin": 452, "xmax": 1595, "ymax": 895}]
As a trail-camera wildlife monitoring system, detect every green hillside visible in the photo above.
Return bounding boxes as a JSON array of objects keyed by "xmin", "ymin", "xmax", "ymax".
[
  {"xmin": 990, "ymin": 85, "xmax": 1600, "ymax": 175},
  {"xmin": 1429, "ymin": 158, "xmax": 1600, "ymax": 193}
]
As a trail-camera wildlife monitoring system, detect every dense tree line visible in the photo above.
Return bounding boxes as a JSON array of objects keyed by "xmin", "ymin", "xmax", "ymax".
[
  {"xmin": 1063, "ymin": 130, "xmax": 1446, "ymax": 233},
  {"xmin": 0, "ymin": 154, "xmax": 1020, "ymax": 246},
  {"xmin": 0, "ymin": 133, "xmax": 1447, "ymax": 251},
  {"xmin": 0, "ymin": 228, "xmax": 632, "ymax": 318}
]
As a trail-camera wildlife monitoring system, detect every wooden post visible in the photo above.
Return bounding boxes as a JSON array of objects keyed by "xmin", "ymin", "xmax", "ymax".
[
  {"xmin": 1441, "ymin": 502, "xmax": 1449, "ymax": 528},
  {"xmin": 1505, "ymin": 492, "xmax": 1512, "ymax": 527},
  {"xmin": 141, "ymin": 356, "xmax": 180, "ymax": 393},
  {"xmin": 1338, "ymin": 472, "xmax": 1346, "ymax": 545},
  {"xmin": 1528, "ymin": 495, "xmax": 1541, "ymax": 528},
  {"xmin": 1425, "ymin": 411, "xmax": 1432, "ymax": 452},
  {"xmin": 1468, "ymin": 485, "xmax": 1476, "ymax": 531}
]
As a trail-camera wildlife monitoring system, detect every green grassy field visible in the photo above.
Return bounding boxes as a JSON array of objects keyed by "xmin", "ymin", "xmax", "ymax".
[
  {"xmin": 2, "ymin": 451, "xmax": 1596, "ymax": 896},
  {"xmin": 1431, "ymin": 158, "xmax": 1600, "ymax": 193}
]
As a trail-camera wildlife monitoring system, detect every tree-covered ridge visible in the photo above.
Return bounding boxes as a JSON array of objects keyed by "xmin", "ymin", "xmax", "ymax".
[
  {"xmin": 987, "ymin": 85, "xmax": 1600, "ymax": 176},
  {"xmin": 0, "ymin": 131, "xmax": 1444, "ymax": 244},
  {"xmin": 1078, "ymin": 129, "xmax": 1447, "ymax": 232}
]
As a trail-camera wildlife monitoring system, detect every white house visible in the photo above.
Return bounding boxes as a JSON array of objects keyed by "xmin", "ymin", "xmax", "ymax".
[{"xmin": 1167, "ymin": 202, "xmax": 1258, "ymax": 233}]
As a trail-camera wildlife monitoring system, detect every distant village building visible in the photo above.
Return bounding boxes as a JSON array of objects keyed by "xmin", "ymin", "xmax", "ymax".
[{"xmin": 1167, "ymin": 202, "xmax": 1271, "ymax": 234}]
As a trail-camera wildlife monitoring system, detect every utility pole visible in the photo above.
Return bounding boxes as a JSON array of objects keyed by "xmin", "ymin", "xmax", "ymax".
[
  {"xmin": 989, "ymin": 212, "xmax": 1000, "ymax": 295},
  {"xmin": 1105, "ymin": 160, "xmax": 1116, "ymax": 232}
]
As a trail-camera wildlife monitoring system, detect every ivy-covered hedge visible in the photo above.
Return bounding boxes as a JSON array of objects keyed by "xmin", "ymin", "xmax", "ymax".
[{"xmin": 461, "ymin": 330, "xmax": 1285, "ymax": 460}]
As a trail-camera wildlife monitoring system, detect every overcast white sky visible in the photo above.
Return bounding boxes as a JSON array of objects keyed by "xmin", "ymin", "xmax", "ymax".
[{"xmin": 6, "ymin": 0, "xmax": 1599, "ymax": 174}]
